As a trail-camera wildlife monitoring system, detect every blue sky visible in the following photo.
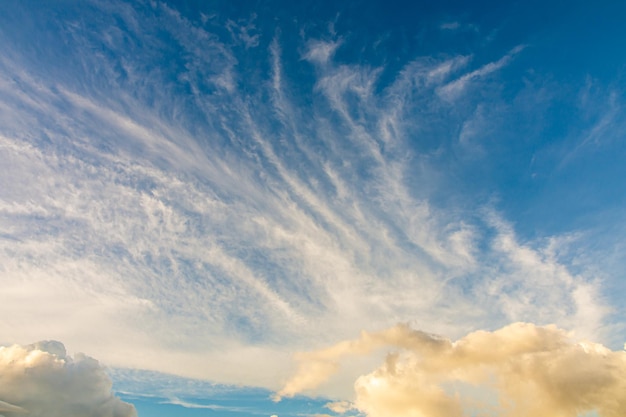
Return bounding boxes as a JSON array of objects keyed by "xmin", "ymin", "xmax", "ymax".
[{"xmin": 0, "ymin": 1, "xmax": 625, "ymax": 416}]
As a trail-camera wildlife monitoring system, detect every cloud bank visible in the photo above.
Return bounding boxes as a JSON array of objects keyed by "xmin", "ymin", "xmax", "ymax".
[
  {"xmin": 0, "ymin": 341, "xmax": 136, "ymax": 417},
  {"xmin": 277, "ymin": 323, "xmax": 626, "ymax": 417}
]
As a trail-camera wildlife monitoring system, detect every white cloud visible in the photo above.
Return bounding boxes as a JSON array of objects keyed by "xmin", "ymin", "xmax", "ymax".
[
  {"xmin": 0, "ymin": 0, "xmax": 617, "ymax": 396},
  {"xmin": 483, "ymin": 213, "xmax": 609, "ymax": 340},
  {"xmin": 0, "ymin": 341, "xmax": 136, "ymax": 417},
  {"xmin": 440, "ymin": 22, "xmax": 461, "ymax": 30},
  {"xmin": 325, "ymin": 400, "xmax": 354, "ymax": 413},
  {"xmin": 437, "ymin": 45, "xmax": 525, "ymax": 100},
  {"xmin": 0, "ymin": 400, "xmax": 27, "ymax": 414},
  {"xmin": 559, "ymin": 89, "xmax": 624, "ymax": 168},
  {"xmin": 303, "ymin": 39, "xmax": 343, "ymax": 65},
  {"xmin": 165, "ymin": 397, "xmax": 239, "ymax": 411},
  {"xmin": 226, "ymin": 14, "xmax": 260, "ymax": 49},
  {"xmin": 439, "ymin": 21, "xmax": 479, "ymax": 33}
]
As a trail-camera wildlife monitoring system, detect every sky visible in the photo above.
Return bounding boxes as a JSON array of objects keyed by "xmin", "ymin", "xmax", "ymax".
[{"xmin": 0, "ymin": 0, "xmax": 625, "ymax": 416}]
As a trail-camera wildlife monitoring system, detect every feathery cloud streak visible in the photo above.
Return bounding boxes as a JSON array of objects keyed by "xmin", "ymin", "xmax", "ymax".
[{"xmin": 0, "ymin": 0, "xmax": 621, "ymax": 394}]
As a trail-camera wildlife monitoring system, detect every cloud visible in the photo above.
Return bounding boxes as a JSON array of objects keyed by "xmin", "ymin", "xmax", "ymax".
[
  {"xmin": 277, "ymin": 323, "xmax": 626, "ymax": 417},
  {"xmin": 303, "ymin": 39, "xmax": 343, "ymax": 65},
  {"xmin": 439, "ymin": 21, "xmax": 479, "ymax": 33},
  {"xmin": 0, "ymin": 341, "xmax": 136, "ymax": 417},
  {"xmin": 0, "ymin": 0, "xmax": 616, "ymax": 395},
  {"xmin": 483, "ymin": 213, "xmax": 610, "ymax": 340},
  {"xmin": 0, "ymin": 400, "xmax": 27, "ymax": 414},
  {"xmin": 440, "ymin": 22, "xmax": 461, "ymax": 30},
  {"xmin": 437, "ymin": 45, "xmax": 525, "ymax": 100},
  {"xmin": 325, "ymin": 400, "xmax": 353, "ymax": 413},
  {"xmin": 226, "ymin": 14, "xmax": 261, "ymax": 49},
  {"xmin": 164, "ymin": 397, "xmax": 246, "ymax": 412}
]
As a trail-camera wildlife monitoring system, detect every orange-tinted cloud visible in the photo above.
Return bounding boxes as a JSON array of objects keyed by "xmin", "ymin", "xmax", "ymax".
[{"xmin": 277, "ymin": 323, "xmax": 626, "ymax": 417}]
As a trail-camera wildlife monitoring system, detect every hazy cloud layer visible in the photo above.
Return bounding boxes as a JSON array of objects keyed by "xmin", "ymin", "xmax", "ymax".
[
  {"xmin": 0, "ymin": 341, "xmax": 136, "ymax": 417},
  {"xmin": 278, "ymin": 323, "xmax": 626, "ymax": 417}
]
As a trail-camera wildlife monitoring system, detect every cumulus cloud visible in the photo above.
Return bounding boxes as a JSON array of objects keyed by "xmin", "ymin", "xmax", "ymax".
[
  {"xmin": 277, "ymin": 323, "xmax": 626, "ymax": 417},
  {"xmin": 0, "ymin": 341, "xmax": 136, "ymax": 417}
]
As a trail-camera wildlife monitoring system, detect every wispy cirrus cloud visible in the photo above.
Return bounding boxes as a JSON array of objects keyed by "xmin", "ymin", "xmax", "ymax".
[
  {"xmin": 437, "ymin": 45, "xmax": 526, "ymax": 101},
  {"xmin": 0, "ymin": 0, "xmax": 615, "ymax": 399}
]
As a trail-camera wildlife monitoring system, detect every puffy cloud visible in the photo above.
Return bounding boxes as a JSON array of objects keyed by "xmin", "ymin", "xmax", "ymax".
[
  {"xmin": 0, "ymin": 341, "xmax": 136, "ymax": 417},
  {"xmin": 277, "ymin": 323, "xmax": 626, "ymax": 417}
]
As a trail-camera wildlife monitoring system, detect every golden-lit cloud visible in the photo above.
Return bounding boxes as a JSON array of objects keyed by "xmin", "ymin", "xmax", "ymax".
[
  {"xmin": 277, "ymin": 323, "xmax": 626, "ymax": 417},
  {"xmin": 0, "ymin": 341, "xmax": 136, "ymax": 417}
]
